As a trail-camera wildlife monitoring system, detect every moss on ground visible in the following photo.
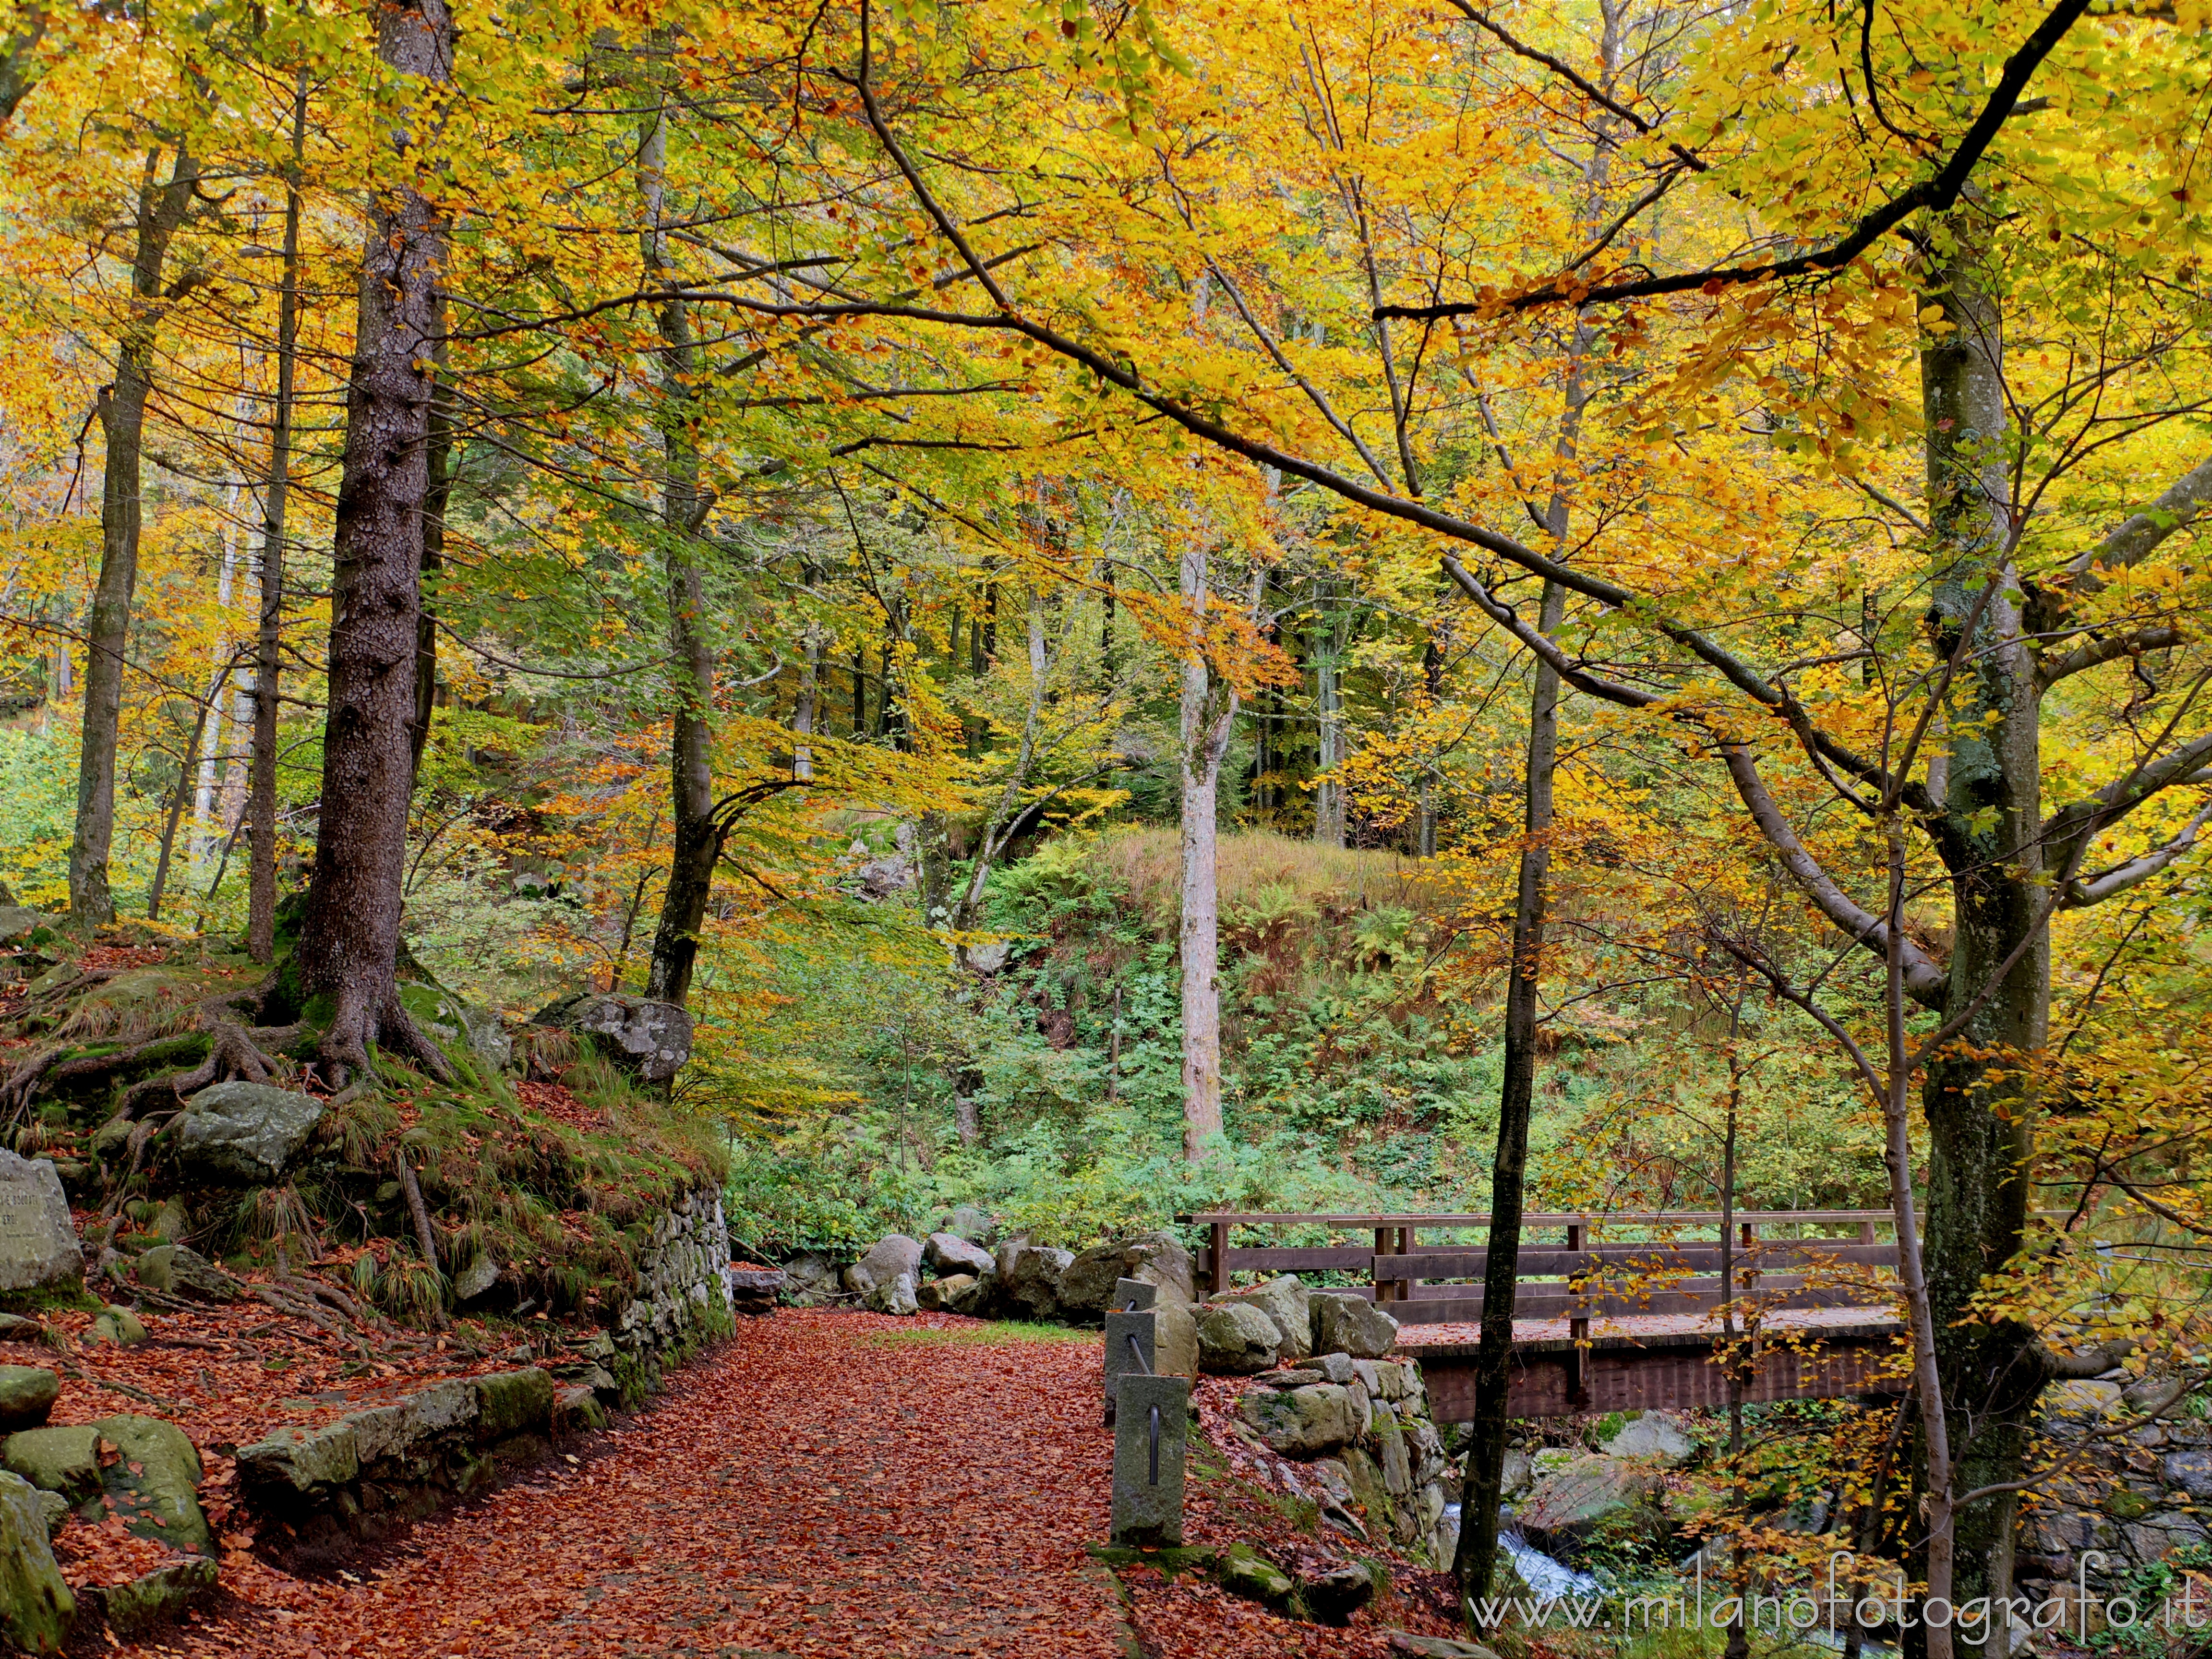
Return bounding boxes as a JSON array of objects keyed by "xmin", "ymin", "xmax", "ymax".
[{"xmin": 3, "ymin": 928, "xmax": 729, "ymax": 1332}]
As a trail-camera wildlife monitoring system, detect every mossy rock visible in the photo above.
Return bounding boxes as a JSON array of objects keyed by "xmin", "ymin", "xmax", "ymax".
[
  {"xmin": 1084, "ymin": 1543, "xmax": 1219, "ymax": 1580},
  {"xmin": 0, "ymin": 1470, "xmax": 73, "ymax": 1654},
  {"xmin": 1214, "ymin": 1541, "xmax": 1297, "ymax": 1611},
  {"xmin": 98, "ymin": 1555, "xmax": 216, "ymax": 1638},
  {"xmin": 3, "ymin": 1426, "xmax": 101, "ymax": 1511},
  {"xmin": 94, "ymin": 1414, "xmax": 211, "ymax": 1556},
  {"xmin": 0, "ymin": 1369, "xmax": 59, "ymax": 1433}
]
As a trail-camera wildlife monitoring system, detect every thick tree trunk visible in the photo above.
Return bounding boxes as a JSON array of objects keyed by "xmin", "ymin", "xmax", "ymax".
[
  {"xmin": 638, "ymin": 97, "xmax": 719, "ymax": 1011},
  {"xmin": 409, "ymin": 335, "xmax": 451, "ymax": 784},
  {"xmin": 248, "ymin": 73, "xmax": 307, "ymax": 964},
  {"xmin": 0, "ymin": 6, "xmax": 47, "ymax": 122},
  {"xmin": 1178, "ymin": 542, "xmax": 1238, "ymax": 1159},
  {"xmin": 1912, "ymin": 197, "xmax": 2044, "ymax": 1652},
  {"xmin": 1453, "ymin": 577, "xmax": 1563, "ymax": 1600},
  {"xmin": 71, "ymin": 144, "xmax": 198, "ymax": 925},
  {"xmin": 289, "ymin": 0, "xmax": 455, "ymax": 1084}
]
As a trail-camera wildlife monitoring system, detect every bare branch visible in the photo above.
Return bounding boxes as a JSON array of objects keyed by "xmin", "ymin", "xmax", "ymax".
[
  {"xmin": 1719, "ymin": 745, "xmax": 1951, "ymax": 1007},
  {"xmin": 2038, "ymin": 623, "xmax": 2184, "ymax": 690},
  {"xmin": 2063, "ymin": 797, "xmax": 2212, "ymax": 907},
  {"xmin": 2063, "ymin": 453, "xmax": 2212, "ymax": 597}
]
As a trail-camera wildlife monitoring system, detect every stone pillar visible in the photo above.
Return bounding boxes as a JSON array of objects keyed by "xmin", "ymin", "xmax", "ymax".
[
  {"xmin": 1110, "ymin": 1373, "xmax": 1189, "ymax": 1547},
  {"xmin": 1104, "ymin": 1308, "xmax": 1156, "ymax": 1423}
]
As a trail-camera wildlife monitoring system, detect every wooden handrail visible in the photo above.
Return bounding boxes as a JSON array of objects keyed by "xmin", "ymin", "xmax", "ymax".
[
  {"xmin": 1178, "ymin": 1209, "xmax": 1895, "ymax": 1227},
  {"xmin": 1184, "ymin": 1207, "xmax": 1908, "ymax": 1303}
]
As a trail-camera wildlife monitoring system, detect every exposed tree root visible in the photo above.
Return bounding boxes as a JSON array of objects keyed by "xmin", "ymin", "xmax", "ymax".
[{"xmin": 121, "ymin": 1018, "xmax": 301, "ymax": 1115}]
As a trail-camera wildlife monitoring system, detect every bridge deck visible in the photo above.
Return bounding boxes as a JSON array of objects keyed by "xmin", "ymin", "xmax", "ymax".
[
  {"xmin": 1400, "ymin": 1306, "xmax": 1906, "ymax": 1419},
  {"xmin": 1177, "ymin": 1208, "xmax": 1910, "ymax": 1418}
]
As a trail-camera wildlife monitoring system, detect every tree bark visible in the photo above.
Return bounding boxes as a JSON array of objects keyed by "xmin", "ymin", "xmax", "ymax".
[
  {"xmin": 71, "ymin": 143, "xmax": 199, "ymax": 925},
  {"xmin": 1452, "ymin": 577, "xmax": 1563, "ymax": 1600},
  {"xmin": 1313, "ymin": 587, "xmax": 1346, "ymax": 846},
  {"xmin": 0, "ymin": 4, "xmax": 46, "ymax": 122},
  {"xmin": 248, "ymin": 72, "xmax": 308, "ymax": 965},
  {"xmin": 1911, "ymin": 193, "xmax": 2042, "ymax": 1655},
  {"xmin": 1179, "ymin": 541, "xmax": 1239, "ymax": 1160},
  {"xmin": 288, "ymin": 0, "xmax": 455, "ymax": 1085},
  {"xmin": 409, "ymin": 332, "xmax": 451, "ymax": 785},
  {"xmin": 638, "ymin": 93, "xmax": 720, "ymax": 1010}
]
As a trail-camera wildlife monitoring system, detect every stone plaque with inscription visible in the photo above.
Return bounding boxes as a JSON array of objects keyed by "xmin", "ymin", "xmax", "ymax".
[{"xmin": 0, "ymin": 1153, "xmax": 82, "ymax": 1293}]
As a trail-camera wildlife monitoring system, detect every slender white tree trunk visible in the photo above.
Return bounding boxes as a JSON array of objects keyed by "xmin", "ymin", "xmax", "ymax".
[
  {"xmin": 192, "ymin": 484, "xmax": 243, "ymax": 869},
  {"xmin": 1178, "ymin": 541, "xmax": 1238, "ymax": 1159}
]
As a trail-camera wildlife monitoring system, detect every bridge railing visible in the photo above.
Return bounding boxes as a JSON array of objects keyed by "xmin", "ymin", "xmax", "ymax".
[{"xmin": 1177, "ymin": 1209, "xmax": 1901, "ymax": 1328}]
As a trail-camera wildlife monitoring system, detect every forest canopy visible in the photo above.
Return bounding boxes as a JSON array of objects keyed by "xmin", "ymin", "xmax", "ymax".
[{"xmin": 1, "ymin": 0, "xmax": 2210, "ymax": 1637}]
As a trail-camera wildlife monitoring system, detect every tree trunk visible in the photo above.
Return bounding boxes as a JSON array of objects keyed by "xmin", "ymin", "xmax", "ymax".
[
  {"xmin": 1912, "ymin": 194, "xmax": 2043, "ymax": 1654},
  {"xmin": 1178, "ymin": 541, "xmax": 1239, "ymax": 1160},
  {"xmin": 409, "ymin": 332, "xmax": 451, "ymax": 784},
  {"xmin": 0, "ymin": 6, "xmax": 47, "ymax": 122},
  {"xmin": 71, "ymin": 143, "xmax": 198, "ymax": 925},
  {"xmin": 192, "ymin": 487, "xmax": 242, "ymax": 869},
  {"xmin": 288, "ymin": 0, "xmax": 455, "ymax": 1085},
  {"xmin": 1453, "ymin": 577, "xmax": 1563, "ymax": 1600},
  {"xmin": 149, "ymin": 679, "xmax": 223, "ymax": 921},
  {"xmin": 1313, "ymin": 589, "xmax": 1345, "ymax": 846},
  {"xmin": 638, "ymin": 95, "xmax": 720, "ymax": 1011},
  {"xmin": 248, "ymin": 72, "xmax": 308, "ymax": 965}
]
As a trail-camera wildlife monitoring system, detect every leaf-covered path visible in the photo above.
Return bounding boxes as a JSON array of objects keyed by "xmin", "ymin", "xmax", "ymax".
[{"xmin": 180, "ymin": 1310, "xmax": 1129, "ymax": 1658}]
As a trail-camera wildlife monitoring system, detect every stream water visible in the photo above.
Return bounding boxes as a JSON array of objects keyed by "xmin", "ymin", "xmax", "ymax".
[{"xmin": 1444, "ymin": 1504, "xmax": 1603, "ymax": 1599}]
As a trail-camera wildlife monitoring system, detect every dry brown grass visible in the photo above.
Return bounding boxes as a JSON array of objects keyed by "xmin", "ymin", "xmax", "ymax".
[{"xmin": 1091, "ymin": 827, "xmax": 1449, "ymax": 925}]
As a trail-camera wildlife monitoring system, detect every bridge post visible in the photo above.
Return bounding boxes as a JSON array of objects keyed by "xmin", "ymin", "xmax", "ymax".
[
  {"xmin": 1208, "ymin": 1221, "xmax": 1229, "ymax": 1297},
  {"xmin": 1565, "ymin": 1219, "xmax": 1590, "ymax": 1407},
  {"xmin": 1372, "ymin": 1226, "xmax": 1400, "ymax": 1302}
]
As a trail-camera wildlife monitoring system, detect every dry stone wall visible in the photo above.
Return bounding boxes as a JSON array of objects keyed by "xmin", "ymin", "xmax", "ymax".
[{"xmin": 2016, "ymin": 1379, "xmax": 2212, "ymax": 1617}]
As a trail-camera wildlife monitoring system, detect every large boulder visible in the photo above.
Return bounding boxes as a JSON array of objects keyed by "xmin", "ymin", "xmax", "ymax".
[
  {"xmin": 177, "ymin": 1082, "xmax": 325, "ymax": 1183},
  {"xmin": 1599, "ymin": 1411, "xmax": 1698, "ymax": 1467},
  {"xmin": 3, "ymin": 1426, "xmax": 100, "ymax": 1510},
  {"xmin": 1311, "ymin": 1292, "xmax": 1398, "ymax": 1359},
  {"xmin": 915, "ymin": 1273, "xmax": 975, "ymax": 1312},
  {"xmin": 0, "ymin": 1370, "xmax": 56, "ymax": 1433},
  {"xmin": 1154, "ymin": 1298, "xmax": 1199, "ymax": 1379},
  {"xmin": 1197, "ymin": 1302, "xmax": 1280, "ymax": 1374},
  {"xmin": 843, "ymin": 1235, "xmax": 923, "ymax": 1297},
  {"xmin": 1058, "ymin": 1231, "xmax": 1197, "ymax": 1317},
  {"xmin": 946, "ymin": 1272, "xmax": 998, "ymax": 1318},
  {"xmin": 923, "ymin": 1231, "xmax": 994, "ymax": 1278},
  {"xmin": 529, "ymin": 992, "xmax": 692, "ymax": 1084},
  {"xmin": 1213, "ymin": 1275, "xmax": 1311, "ymax": 1360},
  {"xmin": 781, "ymin": 1253, "xmax": 841, "ymax": 1306},
  {"xmin": 0, "ymin": 1470, "xmax": 72, "ymax": 1654},
  {"xmin": 133, "ymin": 1245, "xmax": 241, "ymax": 1304},
  {"xmin": 1239, "ymin": 1382, "xmax": 1364, "ymax": 1458},
  {"xmin": 865, "ymin": 1272, "xmax": 919, "ymax": 1317},
  {"xmin": 0, "ymin": 1154, "xmax": 82, "ymax": 1294},
  {"xmin": 995, "ymin": 1241, "xmax": 1075, "ymax": 1321},
  {"xmin": 1515, "ymin": 1453, "xmax": 1662, "ymax": 1553}
]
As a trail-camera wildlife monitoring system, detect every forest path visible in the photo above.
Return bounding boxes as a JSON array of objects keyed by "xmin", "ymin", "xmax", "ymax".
[{"xmin": 190, "ymin": 1310, "xmax": 1129, "ymax": 1658}]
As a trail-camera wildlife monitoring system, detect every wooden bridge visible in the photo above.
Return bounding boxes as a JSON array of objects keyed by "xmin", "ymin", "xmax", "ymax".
[{"xmin": 1182, "ymin": 1209, "xmax": 1907, "ymax": 1420}]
